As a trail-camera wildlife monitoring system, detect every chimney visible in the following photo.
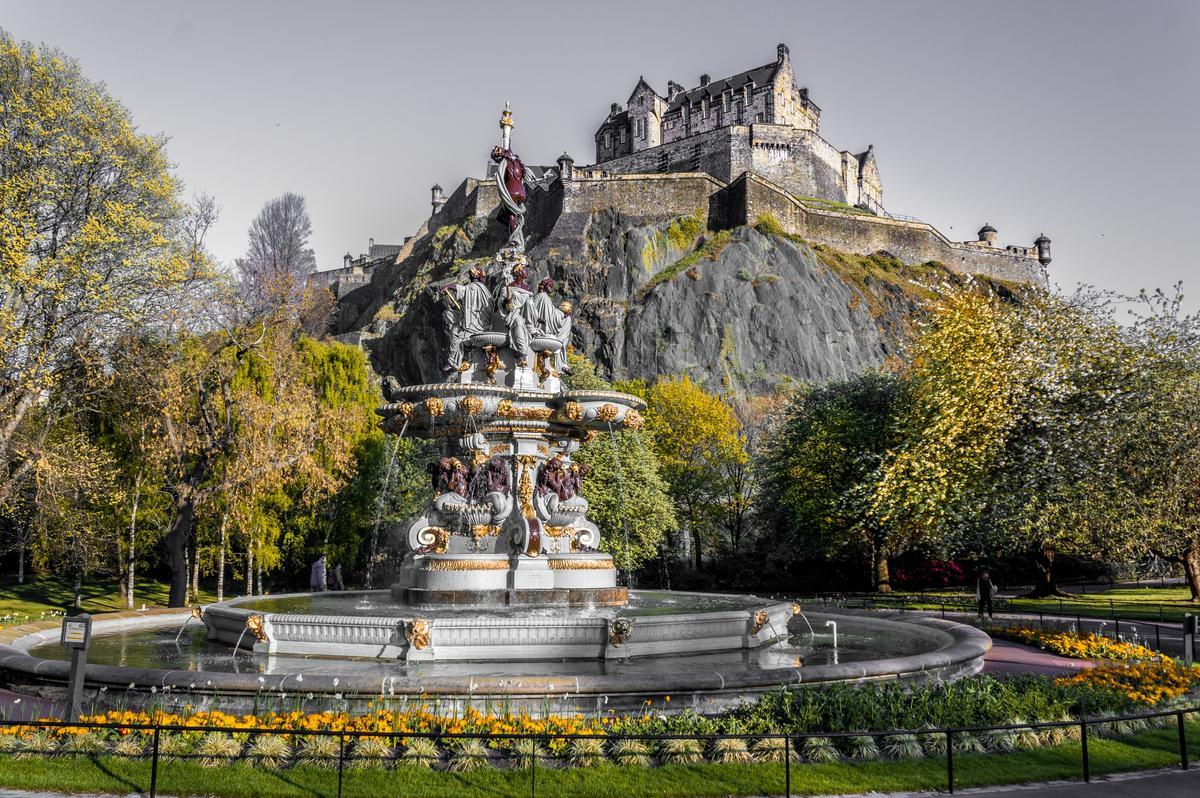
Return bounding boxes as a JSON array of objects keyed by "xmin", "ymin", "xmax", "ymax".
[
  {"xmin": 610, "ymin": 102, "xmax": 621, "ymax": 115},
  {"xmin": 368, "ymin": 237, "xmax": 374, "ymax": 249},
  {"xmin": 667, "ymin": 80, "xmax": 684, "ymax": 100},
  {"xmin": 699, "ymin": 74, "xmax": 710, "ymax": 87},
  {"xmin": 777, "ymin": 43, "xmax": 790, "ymax": 62}
]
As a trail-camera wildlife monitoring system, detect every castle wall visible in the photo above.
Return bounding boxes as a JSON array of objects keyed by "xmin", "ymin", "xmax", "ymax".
[
  {"xmin": 595, "ymin": 126, "xmax": 742, "ymax": 184},
  {"xmin": 562, "ymin": 172, "xmax": 722, "ymax": 219},
  {"xmin": 734, "ymin": 173, "xmax": 1045, "ymax": 284}
]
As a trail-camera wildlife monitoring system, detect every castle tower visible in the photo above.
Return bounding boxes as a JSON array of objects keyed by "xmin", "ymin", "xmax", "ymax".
[
  {"xmin": 556, "ymin": 151, "xmax": 575, "ymax": 181},
  {"xmin": 977, "ymin": 223, "xmax": 998, "ymax": 246},
  {"xmin": 627, "ymin": 76, "xmax": 665, "ymax": 152},
  {"xmin": 431, "ymin": 183, "xmax": 447, "ymax": 215},
  {"xmin": 1034, "ymin": 234, "xmax": 1052, "ymax": 265}
]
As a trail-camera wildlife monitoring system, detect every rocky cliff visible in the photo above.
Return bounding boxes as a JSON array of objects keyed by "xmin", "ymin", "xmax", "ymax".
[{"xmin": 331, "ymin": 205, "xmax": 1012, "ymax": 396}]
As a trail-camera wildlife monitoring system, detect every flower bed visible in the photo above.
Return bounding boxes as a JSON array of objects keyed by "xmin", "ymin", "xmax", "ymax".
[
  {"xmin": 1055, "ymin": 661, "xmax": 1200, "ymax": 705},
  {"xmin": 992, "ymin": 626, "xmax": 1164, "ymax": 663}
]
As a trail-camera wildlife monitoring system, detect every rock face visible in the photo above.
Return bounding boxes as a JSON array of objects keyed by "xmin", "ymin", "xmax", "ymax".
[{"xmin": 332, "ymin": 207, "xmax": 932, "ymax": 396}]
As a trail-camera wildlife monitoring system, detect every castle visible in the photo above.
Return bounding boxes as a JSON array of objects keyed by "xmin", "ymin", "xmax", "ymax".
[{"xmin": 594, "ymin": 44, "xmax": 884, "ymax": 215}]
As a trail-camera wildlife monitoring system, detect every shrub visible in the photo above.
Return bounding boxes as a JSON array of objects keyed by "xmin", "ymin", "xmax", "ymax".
[
  {"xmin": 247, "ymin": 734, "xmax": 291, "ymax": 769},
  {"xmin": 569, "ymin": 737, "xmax": 608, "ymax": 767},
  {"xmin": 297, "ymin": 735, "xmax": 340, "ymax": 770},
  {"xmin": 753, "ymin": 213, "xmax": 785, "ymax": 237},
  {"xmin": 400, "ymin": 737, "xmax": 439, "ymax": 768},
  {"xmin": 801, "ymin": 736, "xmax": 840, "ymax": 763},
  {"xmin": 350, "ymin": 736, "xmax": 393, "ymax": 768},
  {"xmin": 750, "ymin": 736, "xmax": 797, "ymax": 763},
  {"xmin": 710, "ymin": 737, "xmax": 752, "ymax": 764},
  {"xmin": 57, "ymin": 731, "xmax": 107, "ymax": 756},
  {"xmin": 610, "ymin": 738, "xmax": 652, "ymax": 767},
  {"xmin": 659, "ymin": 737, "xmax": 704, "ymax": 765},
  {"xmin": 196, "ymin": 732, "xmax": 242, "ymax": 767},
  {"xmin": 447, "ymin": 739, "xmax": 490, "ymax": 772},
  {"xmin": 844, "ymin": 735, "xmax": 880, "ymax": 760},
  {"xmin": 882, "ymin": 733, "xmax": 924, "ymax": 759},
  {"xmin": 509, "ymin": 738, "xmax": 547, "ymax": 767}
]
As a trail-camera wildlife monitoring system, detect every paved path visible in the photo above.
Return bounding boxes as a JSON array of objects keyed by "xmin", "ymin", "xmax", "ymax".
[
  {"xmin": 982, "ymin": 637, "xmax": 1094, "ymax": 677},
  {"xmin": 952, "ymin": 767, "xmax": 1200, "ymax": 797}
]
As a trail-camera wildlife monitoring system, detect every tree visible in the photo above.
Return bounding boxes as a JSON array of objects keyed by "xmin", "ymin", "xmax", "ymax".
[
  {"xmin": 565, "ymin": 353, "xmax": 676, "ymax": 574},
  {"xmin": 759, "ymin": 372, "xmax": 909, "ymax": 591},
  {"xmin": 951, "ymin": 289, "xmax": 1139, "ymax": 596},
  {"xmin": 1116, "ymin": 287, "xmax": 1200, "ymax": 600},
  {"xmin": 0, "ymin": 32, "xmax": 190, "ymax": 507},
  {"xmin": 640, "ymin": 376, "xmax": 748, "ymax": 570},
  {"xmin": 235, "ymin": 193, "xmax": 319, "ymax": 322}
]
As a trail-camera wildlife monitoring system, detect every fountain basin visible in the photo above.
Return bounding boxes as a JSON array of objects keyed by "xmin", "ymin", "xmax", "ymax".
[{"xmin": 201, "ymin": 589, "xmax": 792, "ymax": 661}]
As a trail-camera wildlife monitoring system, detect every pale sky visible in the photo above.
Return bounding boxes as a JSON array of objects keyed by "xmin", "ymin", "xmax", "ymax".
[{"xmin": 5, "ymin": 0, "xmax": 1199, "ymax": 302}]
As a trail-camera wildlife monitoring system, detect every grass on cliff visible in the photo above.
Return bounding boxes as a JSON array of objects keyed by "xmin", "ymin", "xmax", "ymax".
[
  {"xmin": 639, "ymin": 229, "xmax": 734, "ymax": 299},
  {"xmin": 0, "ymin": 729, "xmax": 1193, "ymax": 797}
]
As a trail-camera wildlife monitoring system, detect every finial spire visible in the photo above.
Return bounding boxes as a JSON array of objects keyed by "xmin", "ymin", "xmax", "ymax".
[{"xmin": 499, "ymin": 101, "xmax": 514, "ymax": 149}]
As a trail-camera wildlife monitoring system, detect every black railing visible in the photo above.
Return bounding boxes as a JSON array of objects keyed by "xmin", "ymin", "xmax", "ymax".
[{"xmin": 0, "ymin": 704, "xmax": 1195, "ymax": 797}]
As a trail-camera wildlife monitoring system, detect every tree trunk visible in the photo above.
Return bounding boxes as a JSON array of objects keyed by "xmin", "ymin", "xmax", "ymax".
[
  {"xmin": 17, "ymin": 541, "xmax": 24, "ymax": 585},
  {"xmin": 1026, "ymin": 547, "xmax": 1069, "ymax": 598},
  {"xmin": 190, "ymin": 538, "xmax": 200, "ymax": 605},
  {"xmin": 73, "ymin": 571, "xmax": 82, "ymax": 609},
  {"xmin": 255, "ymin": 548, "xmax": 263, "ymax": 596},
  {"xmin": 125, "ymin": 482, "xmax": 140, "ymax": 610},
  {"xmin": 1184, "ymin": 545, "xmax": 1200, "ymax": 602},
  {"xmin": 873, "ymin": 548, "xmax": 892, "ymax": 593},
  {"xmin": 165, "ymin": 493, "xmax": 195, "ymax": 608},
  {"xmin": 216, "ymin": 512, "xmax": 228, "ymax": 603},
  {"xmin": 245, "ymin": 543, "xmax": 253, "ymax": 597}
]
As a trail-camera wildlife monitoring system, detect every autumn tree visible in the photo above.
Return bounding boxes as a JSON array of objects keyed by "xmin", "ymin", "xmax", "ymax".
[
  {"xmin": 0, "ymin": 32, "xmax": 190, "ymax": 508},
  {"xmin": 235, "ymin": 193, "xmax": 327, "ymax": 329},
  {"xmin": 640, "ymin": 375, "xmax": 748, "ymax": 570}
]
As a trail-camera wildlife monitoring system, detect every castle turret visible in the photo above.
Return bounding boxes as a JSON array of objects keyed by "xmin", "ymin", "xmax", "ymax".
[
  {"xmin": 1034, "ymin": 233, "xmax": 1052, "ymax": 266},
  {"xmin": 977, "ymin": 223, "xmax": 998, "ymax": 246},
  {"xmin": 343, "ymin": 252, "xmax": 353, "ymax": 269},
  {"xmin": 556, "ymin": 151, "xmax": 575, "ymax": 181},
  {"xmin": 777, "ymin": 43, "xmax": 790, "ymax": 63},
  {"xmin": 431, "ymin": 183, "xmax": 447, "ymax": 215}
]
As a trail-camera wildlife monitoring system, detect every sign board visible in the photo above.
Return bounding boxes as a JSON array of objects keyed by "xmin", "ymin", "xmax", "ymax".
[{"xmin": 59, "ymin": 614, "xmax": 91, "ymax": 650}]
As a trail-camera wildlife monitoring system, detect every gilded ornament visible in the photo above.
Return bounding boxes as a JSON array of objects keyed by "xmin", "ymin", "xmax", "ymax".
[
  {"xmin": 583, "ymin": 430, "xmax": 599, "ymax": 443},
  {"xmin": 425, "ymin": 396, "xmax": 445, "ymax": 417},
  {"xmin": 622, "ymin": 409, "xmax": 644, "ymax": 430},
  {"xmin": 245, "ymin": 614, "xmax": 268, "ymax": 643},
  {"xmin": 406, "ymin": 618, "xmax": 431, "ymax": 650},
  {"xmin": 791, "ymin": 602, "xmax": 802, "ymax": 616},
  {"xmin": 563, "ymin": 401, "xmax": 584, "ymax": 422},
  {"xmin": 470, "ymin": 524, "xmax": 502, "ymax": 540},
  {"xmin": 190, "ymin": 606, "xmax": 203, "ymax": 620},
  {"xmin": 497, "ymin": 399, "xmax": 514, "ymax": 417},
  {"xmin": 533, "ymin": 351, "xmax": 552, "ymax": 385},
  {"xmin": 422, "ymin": 559, "xmax": 509, "ymax": 571},
  {"xmin": 544, "ymin": 525, "xmax": 574, "ymax": 539},
  {"xmin": 596, "ymin": 403, "xmax": 620, "ymax": 422},
  {"xmin": 516, "ymin": 455, "xmax": 536, "ymax": 521},
  {"xmin": 482, "ymin": 345, "xmax": 500, "ymax": 385},
  {"xmin": 751, "ymin": 609, "xmax": 770, "ymax": 635},
  {"xmin": 549, "ymin": 558, "xmax": 614, "ymax": 570},
  {"xmin": 498, "ymin": 401, "xmax": 554, "ymax": 421},
  {"xmin": 460, "ymin": 395, "xmax": 483, "ymax": 416},
  {"xmin": 397, "ymin": 402, "xmax": 415, "ymax": 419}
]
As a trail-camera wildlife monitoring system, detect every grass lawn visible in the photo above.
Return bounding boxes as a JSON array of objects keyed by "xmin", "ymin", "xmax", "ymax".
[
  {"xmin": 847, "ymin": 585, "xmax": 1199, "ymax": 623},
  {"xmin": 0, "ymin": 575, "xmax": 215, "ymax": 622},
  {"xmin": 0, "ymin": 728, "xmax": 1194, "ymax": 798}
]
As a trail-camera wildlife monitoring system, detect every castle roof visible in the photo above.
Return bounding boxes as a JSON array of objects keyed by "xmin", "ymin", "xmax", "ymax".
[
  {"xmin": 665, "ymin": 61, "xmax": 778, "ymax": 113},
  {"xmin": 367, "ymin": 242, "xmax": 403, "ymax": 260}
]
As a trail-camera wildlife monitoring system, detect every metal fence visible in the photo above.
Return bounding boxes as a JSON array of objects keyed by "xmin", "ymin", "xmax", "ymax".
[{"xmin": 0, "ymin": 704, "xmax": 1195, "ymax": 798}]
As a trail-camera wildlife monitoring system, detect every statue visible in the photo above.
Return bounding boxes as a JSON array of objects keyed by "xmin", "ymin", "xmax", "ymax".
[
  {"xmin": 500, "ymin": 263, "xmax": 534, "ymax": 366},
  {"xmin": 469, "ymin": 456, "xmax": 512, "ymax": 501},
  {"xmin": 528, "ymin": 278, "xmax": 574, "ymax": 375},
  {"xmin": 428, "ymin": 457, "xmax": 469, "ymax": 497},
  {"xmin": 438, "ymin": 267, "xmax": 492, "ymax": 373},
  {"xmin": 491, "ymin": 103, "xmax": 532, "ymax": 252}
]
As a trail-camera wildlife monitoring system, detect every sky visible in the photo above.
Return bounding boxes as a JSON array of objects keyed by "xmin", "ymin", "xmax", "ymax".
[{"xmin": 4, "ymin": 0, "xmax": 1199, "ymax": 302}]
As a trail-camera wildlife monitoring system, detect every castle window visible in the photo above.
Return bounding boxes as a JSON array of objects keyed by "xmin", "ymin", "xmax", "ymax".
[{"xmin": 604, "ymin": 132, "xmax": 611, "ymax": 148}]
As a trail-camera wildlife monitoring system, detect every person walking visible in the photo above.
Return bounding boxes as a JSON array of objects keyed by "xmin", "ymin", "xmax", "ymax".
[
  {"xmin": 976, "ymin": 570, "xmax": 998, "ymax": 619},
  {"xmin": 310, "ymin": 554, "xmax": 327, "ymax": 593},
  {"xmin": 332, "ymin": 563, "xmax": 345, "ymax": 591}
]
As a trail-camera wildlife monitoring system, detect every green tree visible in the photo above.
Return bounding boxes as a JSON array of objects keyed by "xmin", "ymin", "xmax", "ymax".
[
  {"xmin": 565, "ymin": 353, "xmax": 676, "ymax": 573},
  {"xmin": 759, "ymin": 372, "xmax": 909, "ymax": 591}
]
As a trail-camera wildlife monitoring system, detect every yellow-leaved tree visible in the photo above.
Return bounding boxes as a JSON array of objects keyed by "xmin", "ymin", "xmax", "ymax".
[
  {"xmin": 0, "ymin": 31, "xmax": 190, "ymax": 507},
  {"xmin": 641, "ymin": 375, "xmax": 749, "ymax": 571}
]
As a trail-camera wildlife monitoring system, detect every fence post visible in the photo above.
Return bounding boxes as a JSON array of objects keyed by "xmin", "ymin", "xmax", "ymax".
[
  {"xmin": 784, "ymin": 735, "xmax": 791, "ymax": 797},
  {"xmin": 337, "ymin": 733, "xmax": 346, "ymax": 798},
  {"xmin": 946, "ymin": 730, "xmax": 955, "ymax": 794},
  {"xmin": 530, "ymin": 736, "xmax": 539, "ymax": 798},
  {"xmin": 1115, "ymin": 617, "xmax": 1121, "ymax": 638},
  {"xmin": 1156, "ymin": 625, "xmax": 1162, "ymax": 652},
  {"xmin": 149, "ymin": 724, "xmax": 160, "ymax": 798},
  {"xmin": 1178, "ymin": 712, "xmax": 1189, "ymax": 771},
  {"xmin": 1080, "ymin": 720, "xmax": 1090, "ymax": 782}
]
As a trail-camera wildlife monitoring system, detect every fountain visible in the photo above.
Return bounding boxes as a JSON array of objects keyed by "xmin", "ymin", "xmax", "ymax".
[{"xmin": 0, "ymin": 105, "xmax": 990, "ymax": 714}]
